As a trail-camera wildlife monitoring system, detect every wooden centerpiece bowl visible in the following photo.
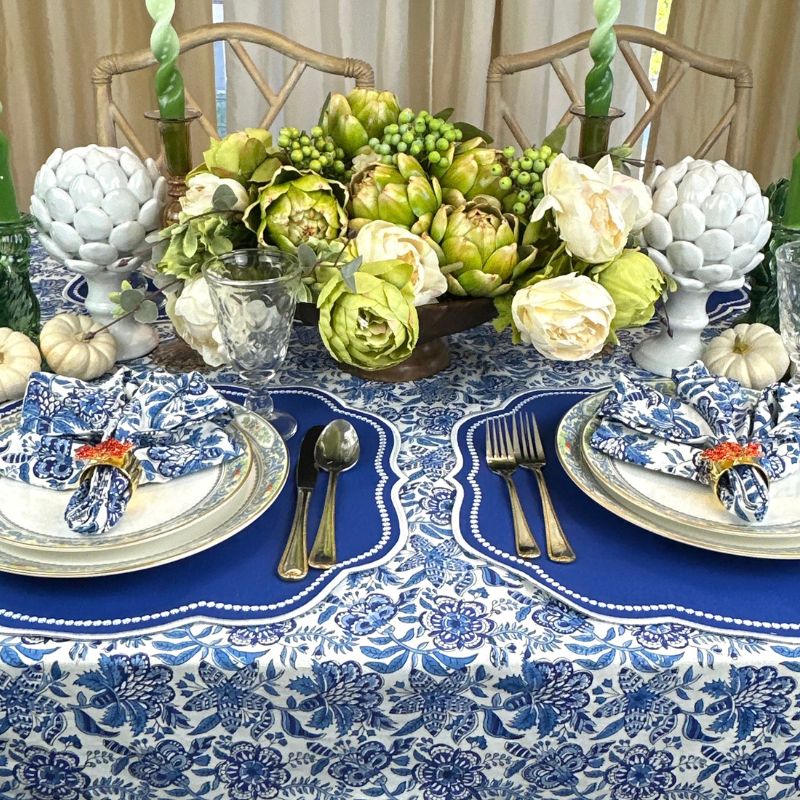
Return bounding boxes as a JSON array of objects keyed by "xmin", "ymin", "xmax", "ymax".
[{"xmin": 295, "ymin": 296, "xmax": 496, "ymax": 382}]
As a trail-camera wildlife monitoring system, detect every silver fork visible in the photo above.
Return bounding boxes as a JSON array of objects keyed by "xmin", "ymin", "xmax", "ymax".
[
  {"xmin": 515, "ymin": 413, "xmax": 576, "ymax": 563},
  {"xmin": 485, "ymin": 417, "xmax": 540, "ymax": 559}
]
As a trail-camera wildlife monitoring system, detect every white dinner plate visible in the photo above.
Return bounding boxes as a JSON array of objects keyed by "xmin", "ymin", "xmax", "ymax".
[
  {"xmin": 577, "ymin": 392, "xmax": 800, "ymax": 539},
  {"xmin": 557, "ymin": 395, "xmax": 800, "ymax": 559},
  {"xmin": 0, "ymin": 410, "xmax": 289, "ymax": 577},
  {"xmin": 0, "ymin": 412, "xmax": 253, "ymax": 552}
]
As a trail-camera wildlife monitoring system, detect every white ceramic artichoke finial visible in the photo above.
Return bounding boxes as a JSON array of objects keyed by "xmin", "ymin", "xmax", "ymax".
[
  {"xmin": 641, "ymin": 156, "xmax": 771, "ymax": 291},
  {"xmin": 29, "ymin": 145, "xmax": 167, "ymax": 360},
  {"xmin": 633, "ymin": 156, "xmax": 772, "ymax": 377}
]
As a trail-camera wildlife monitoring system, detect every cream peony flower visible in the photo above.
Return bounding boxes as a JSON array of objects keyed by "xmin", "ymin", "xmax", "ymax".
[
  {"xmin": 354, "ymin": 220, "xmax": 447, "ymax": 306},
  {"xmin": 532, "ymin": 154, "xmax": 652, "ymax": 264},
  {"xmin": 180, "ymin": 173, "xmax": 249, "ymax": 217},
  {"xmin": 511, "ymin": 273, "xmax": 616, "ymax": 361},
  {"xmin": 165, "ymin": 276, "xmax": 226, "ymax": 366}
]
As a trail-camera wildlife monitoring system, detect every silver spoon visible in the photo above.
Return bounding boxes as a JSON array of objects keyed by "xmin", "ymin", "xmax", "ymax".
[{"xmin": 308, "ymin": 420, "xmax": 360, "ymax": 569}]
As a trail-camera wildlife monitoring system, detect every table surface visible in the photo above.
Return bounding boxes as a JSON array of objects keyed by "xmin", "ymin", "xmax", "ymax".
[{"xmin": 2, "ymin": 241, "xmax": 798, "ymax": 800}]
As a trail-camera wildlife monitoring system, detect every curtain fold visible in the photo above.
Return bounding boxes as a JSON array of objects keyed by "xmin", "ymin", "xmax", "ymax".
[
  {"xmin": 0, "ymin": 0, "xmax": 214, "ymax": 205},
  {"xmin": 223, "ymin": 0, "xmax": 656, "ymax": 154},
  {"xmin": 647, "ymin": 0, "xmax": 800, "ymax": 186}
]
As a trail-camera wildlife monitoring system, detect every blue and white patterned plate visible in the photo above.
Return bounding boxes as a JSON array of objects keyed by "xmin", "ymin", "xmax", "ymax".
[
  {"xmin": 0, "ymin": 407, "xmax": 253, "ymax": 551},
  {"xmin": 0, "ymin": 410, "xmax": 289, "ymax": 577},
  {"xmin": 559, "ymin": 396, "xmax": 800, "ymax": 558}
]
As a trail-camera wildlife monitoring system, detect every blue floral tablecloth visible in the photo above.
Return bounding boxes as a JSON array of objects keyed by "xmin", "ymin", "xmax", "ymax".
[{"xmin": 2, "ymin": 239, "xmax": 799, "ymax": 800}]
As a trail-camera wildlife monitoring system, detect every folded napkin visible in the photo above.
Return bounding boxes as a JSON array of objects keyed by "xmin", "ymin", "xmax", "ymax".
[
  {"xmin": 590, "ymin": 361, "xmax": 800, "ymax": 522},
  {"xmin": 0, "ymin": 368, "xmax": 243, "ymax": 534}
]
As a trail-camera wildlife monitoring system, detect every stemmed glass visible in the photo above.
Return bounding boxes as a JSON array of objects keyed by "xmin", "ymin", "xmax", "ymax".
[
  {"xmin": 204, "ymin": 247, "xmax": 301, "ymax": 439},
  {"xmin": 776, "ymin": 241, "xmax": 800, "ymax": 384}
]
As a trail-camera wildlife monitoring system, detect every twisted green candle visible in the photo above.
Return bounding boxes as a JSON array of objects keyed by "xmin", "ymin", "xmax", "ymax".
[
  {"xmin": 145, "ymin": 0, "xmax": 185, "ymax": 120},
  {"xmin": 585, "ymin": 0, "xmax": 621, "ymax": 117},
  {"xmin": 784, "ymin": 125, "xmax": 800, "ymax": 230},
  {"xmin": 0, "ymin": 101, "xmax": 20, "ymax": 222}
]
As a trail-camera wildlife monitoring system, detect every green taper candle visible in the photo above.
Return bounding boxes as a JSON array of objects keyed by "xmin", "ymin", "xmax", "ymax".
[
  {"xmin": 585, "ymin": 0, "xmax": 621, "ymax": 117},
  {"xmin": 784, "ymin": 125, "xmax": 800, "ymax": 230},
  {"xmin": 0, "ymin": 101, "xmax": 20, "ymax": 222},
  {"xmin": 145, "ymin": 0, "xmax": 185, "ymax": 120}
]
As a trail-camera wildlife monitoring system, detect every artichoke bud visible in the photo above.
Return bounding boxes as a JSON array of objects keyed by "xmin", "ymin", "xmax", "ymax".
[{"xmin": 347, "ymin": 89, "xmax": 401, "ymax": 139}]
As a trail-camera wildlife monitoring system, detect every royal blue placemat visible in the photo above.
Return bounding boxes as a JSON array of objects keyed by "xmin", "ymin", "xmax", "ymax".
[
  {"xmin": 0, "ymin": 386, "xmax": 407, "ymax": 637},
  {"xmin": 450, "ymin": 388, "xmax": 800, "ymax": 640}
]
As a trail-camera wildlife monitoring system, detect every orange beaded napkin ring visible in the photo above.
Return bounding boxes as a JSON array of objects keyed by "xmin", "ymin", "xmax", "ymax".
[
  {"xmin": 76, "ymin": 439, "xmax": 143, "ymax": 496},
  {"xmin": 699, "ymin": 441, "xmax": 769, "ymax": 499}
]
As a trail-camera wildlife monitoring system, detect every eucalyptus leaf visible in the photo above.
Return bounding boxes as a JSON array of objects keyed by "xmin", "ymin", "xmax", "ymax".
[
  {"xmin": 297, "ymin": 242, "xmax": 318, "ymax": 272},
  {"xmin": 184, "ymin": 224, "xmax": 198, "ymax": 259},
  {"xmin": 134, "ymin": 300, "xmax": 159, "ymax": 324},
  {"xmin": 318, "ymin": 91, "xmax": 332, "ymax": 127},
  {"xmin": 455, "ymin": 122, "xmax": 493, "ymax": 144},
  {"xmin": 212, "ymin": 184, "xmax": 240, "ymax": 211},
  {"xmin": 542, "ymin": 124, "xmax": 567, "ymax": 152},
  {"xmin": 120, "ymin": 288, "xmax": 145, "ymax": 313},
  {"xmin": 341, "ymin": 255, "xmax": 363, "ymax": 292},
  {"xmin": 108, "ymin": 292, "xmax": 122, "ymax": 305}
]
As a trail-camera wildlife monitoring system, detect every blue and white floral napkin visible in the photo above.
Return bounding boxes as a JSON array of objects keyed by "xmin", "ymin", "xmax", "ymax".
[
  {"xmin": 590, "ymin": 361, "xmax": 800, "ymax": 522},
  {"xmin": 0, "ymin": 368, "xmax": 243, "ymax": 534}
]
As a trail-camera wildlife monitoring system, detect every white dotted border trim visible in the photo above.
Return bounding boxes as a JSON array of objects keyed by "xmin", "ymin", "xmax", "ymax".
[
  {"xmin": 0, "ymin": 385, "xmax": 410, "ymax": 637},
  {"xmin": 446, "ymin": 387, "xmax": 800, "ymax": 640}
]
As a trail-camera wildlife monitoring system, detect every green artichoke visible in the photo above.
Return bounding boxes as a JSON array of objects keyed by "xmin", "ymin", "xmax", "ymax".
[
  {"xmin": 155, "ymin": 212, "xmax": 253, "ymax": 280},
  {"xmin": 590, "ymin": 249, "xmax": 667, "ymax": 329},
  {"xmin": 432, "ymin": 138, "xmax": 514, "ymax": 205},
  {"xmin": 244, "ymin": 167, "xmax": 349, "ymax": 253},
  {"xmin": 190, "ymin": 127, "xmax": 281, "ymax": 184},
  {"xmin": 425, "ymin": 196, "xmax": 536, "ymax": 297},
  {"xmin": 323, "ymin": 89, "xmax": 400, "ymax": 157},
  {"xmin": 349, "ymin": 154, "xmax": 443, "ymax": 235},
  {"xmin": 317, "ymin": 259, "xmax": 419, "ymax": 370}
]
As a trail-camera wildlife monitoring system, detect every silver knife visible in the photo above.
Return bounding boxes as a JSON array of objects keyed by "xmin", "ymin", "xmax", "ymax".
[{"xmin": 278, "ymin": 425, "xmax": 323, "ymax": 580}]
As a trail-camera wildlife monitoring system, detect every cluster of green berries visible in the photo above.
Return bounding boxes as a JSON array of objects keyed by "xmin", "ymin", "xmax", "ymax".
[
  {"xmin": 368, "ymin": 108, "xmax": 464, "ymax": 169},
  {"xmin": 278, "ymin": 126, "xmax": 350, "ymax": 181},
  {"xmin": 493, "ymin": 144, "xmax": 558, "ymax": 216}
]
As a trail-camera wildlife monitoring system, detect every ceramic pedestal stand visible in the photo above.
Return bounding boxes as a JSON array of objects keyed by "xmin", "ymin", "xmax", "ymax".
[
  {"xmin": 70, "ymin": 261, "xmax": 158, "ymax": 361},
  {"xmin": 633, "ymin": 285, "xmax": 712, "ymax": 377}
]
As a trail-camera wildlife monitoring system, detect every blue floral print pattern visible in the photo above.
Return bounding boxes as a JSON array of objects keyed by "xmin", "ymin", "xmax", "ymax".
[
  {"xmin": 0, "ymin": 366, "xmax": 243, "ymax": 534},
  {"xmin": 591, "ymin": 362, "xmax": 800, "ymax": 522},
  {"xmin": 3, "ymin": 249, "xmax": 800, "ymax": 797}
]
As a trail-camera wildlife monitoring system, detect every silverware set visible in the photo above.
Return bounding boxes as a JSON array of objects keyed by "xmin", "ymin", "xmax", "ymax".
[
  {"xmin": 278, "ymin": 420, "xmax": 360, "ymax": 580},
  {"xmin": 485, "ymin": 413, "xmax": 575, "ymax": 563}
]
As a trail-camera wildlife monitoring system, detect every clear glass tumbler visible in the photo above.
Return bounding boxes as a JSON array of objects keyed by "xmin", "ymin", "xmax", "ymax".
[
  {"xmin": 777, "ymin": 240, "xmax": 800, "ymax": 382},
  {"xmin": 204, "ymin": 248, "xmax": 301, "ymax": 439}
]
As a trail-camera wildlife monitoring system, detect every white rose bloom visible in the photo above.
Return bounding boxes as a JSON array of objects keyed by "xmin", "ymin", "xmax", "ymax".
[
  {"xmin": 354, "ymin": 220, "xmax": 447, "ymax": 306},
  {"xmin": 165, "ymin": 276, "xmax": 226, "ymax": 366},
  {"xmin": 532, "ymin": 154, "xmax": 653, "ymax": 264},
  {"xmin": 180, "ymin": 173, "xmax": 249, "ymax": 217},
  {"xmin": 511, "ymin": 273, "xmax": 616, "ymax": 361}
]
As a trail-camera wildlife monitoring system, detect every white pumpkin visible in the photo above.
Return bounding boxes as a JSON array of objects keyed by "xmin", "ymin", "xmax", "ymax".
[
  {"xmin": 702, "ymin": 323, "xmax": 790, "ymax": 390},
  {"xmin": 40, "ymin": 314, "xmax": 117, "ymax": 380},
  {"xmin": 0, "ymin": 328, "xmax": 41, "ymax": 401}
]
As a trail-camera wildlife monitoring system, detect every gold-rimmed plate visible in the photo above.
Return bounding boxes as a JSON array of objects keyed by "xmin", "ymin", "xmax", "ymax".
[
  {"xmin": 0, "ymin": 410, "xmax": 289, "ymax": 577},
  {"xmin": 575, "ymin": 391, "xmax": 800, "ymax": 539},
  {"xmin": 0, "ymin": 412, "xmax": 253, "ymax": 552},
  {"xmin": 557, "ymin": 394, "xmax": 800, "ymax": 559}
]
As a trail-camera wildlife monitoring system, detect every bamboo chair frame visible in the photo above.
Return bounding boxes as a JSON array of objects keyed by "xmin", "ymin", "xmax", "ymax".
[
  {"xmin": 92, "ymin": 22, "xmax": 375, "ymax": 160},
  {"xmin": 484, "ymin": 25, "xmax": 752, "ymax": 165}
]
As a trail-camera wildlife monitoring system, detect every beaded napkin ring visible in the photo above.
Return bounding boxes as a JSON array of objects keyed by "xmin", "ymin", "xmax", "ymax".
[
  {"xmin": 76, "ymin": 439, "xmax": 143, "ymax": 496},
  {"xmin": 699, "ymin": 441, "xmax": 769, "ymax": 501}
]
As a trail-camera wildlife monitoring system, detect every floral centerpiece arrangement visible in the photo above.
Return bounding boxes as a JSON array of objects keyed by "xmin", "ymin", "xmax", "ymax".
[{"xmin": 148, "ymin": 88, "xmax": 665, "ymax": 373}]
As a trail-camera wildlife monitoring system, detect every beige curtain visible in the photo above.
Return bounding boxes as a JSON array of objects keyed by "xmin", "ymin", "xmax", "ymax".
[
  {"xmin": 648, "ymin": 0, "xmax": 800, "ymax": 186},
  {"xmin": 223, "ymin": 0, "xmax": 656, "ymax": 154},
  {"xmin": 0, "ymin": 0, "xmax": 215, "ymax": 206}
]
